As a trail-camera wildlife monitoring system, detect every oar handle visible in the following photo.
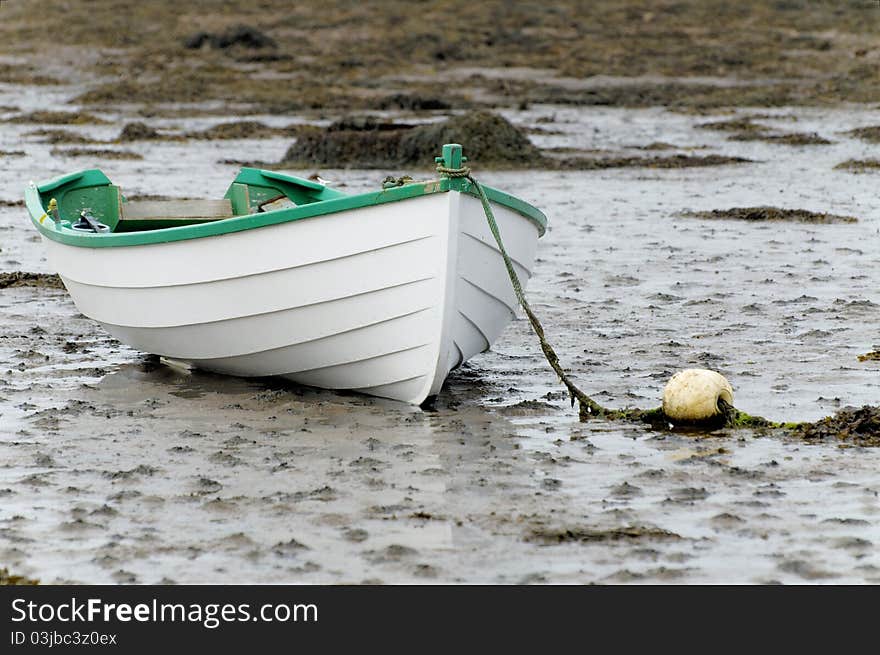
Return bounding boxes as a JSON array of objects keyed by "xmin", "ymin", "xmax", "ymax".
[{"xmin": 73, "ymin": 210, "xmax": 110, "ymax": 233}]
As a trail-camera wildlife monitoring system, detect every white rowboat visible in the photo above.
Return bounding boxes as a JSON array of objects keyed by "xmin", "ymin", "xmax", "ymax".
[{"xmin": 26, "ymin": 144, "xmax": 546, "ymax": 405}]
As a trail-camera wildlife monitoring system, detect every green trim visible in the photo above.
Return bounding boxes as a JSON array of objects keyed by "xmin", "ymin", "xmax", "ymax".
[
  {"xmin": 27, "ymin": 168, "xmax": 547, "ymax": 249},
  {"xmin": 224, "ymin": 182, "xmax": 251, "ymax": 216},
  {"xmin": 455, "ymin": 178, "xmax": 546, "ymax": 234}
]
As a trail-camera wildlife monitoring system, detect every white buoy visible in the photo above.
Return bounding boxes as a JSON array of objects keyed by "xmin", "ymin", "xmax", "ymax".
[{"xmin": 662, "ymin": 368, "xmax": 734, "ymax": 422}]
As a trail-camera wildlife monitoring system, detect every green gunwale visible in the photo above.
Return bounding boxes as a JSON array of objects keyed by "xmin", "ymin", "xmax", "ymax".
[{"xmin": 26, "ymin": 168, "xmax": 547, "ymax": 249}]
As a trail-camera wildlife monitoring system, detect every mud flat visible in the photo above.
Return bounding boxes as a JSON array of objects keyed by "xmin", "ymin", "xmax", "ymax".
[
  {"xmin": 2, "ymin": 100, "xmax": 880, "ymax": 584},
  {"xmin": 0, "ymin": 1, "xmax": 879, "ymax": 585},
  {"xmin": 3, "ymin": 1, "xmax": 880, "ymax": 115}
]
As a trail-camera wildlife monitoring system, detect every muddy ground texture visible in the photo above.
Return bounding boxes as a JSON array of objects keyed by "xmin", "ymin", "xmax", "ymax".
[
  {"xmin": 1, "ymin": 1, "xmax": 879, "ymax": 584},
  {"xmin": 2, "ymin": 1, "xmax": 880, "ymax": 112}
]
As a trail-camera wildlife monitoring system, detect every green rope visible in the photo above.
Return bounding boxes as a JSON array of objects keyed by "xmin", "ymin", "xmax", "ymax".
[
  {"xmin": 438, "ymin": 163, "xmax": 608, "ymax": 420},
  {"xmin": 436, "ymin": 165, "xmax": 470, "ymax": 178}
]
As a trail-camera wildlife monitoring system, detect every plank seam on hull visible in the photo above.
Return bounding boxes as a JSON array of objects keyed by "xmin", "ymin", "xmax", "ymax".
[
  {"xmin": 351, "ymin": 374, "xmax": 427, "ymax": 391},
  {"xmin": 462, "ymin": 231, "xmax": 533, "ymax": 274},
  {"xmin": 460, "ymin": 276, "xmax": 518, "ymax": 319},
  {"xmin": 271, "ymin": 343, "xmax": 431, "ymax": 377},
  {"xmin": 182, "ymin": 307, "xmax": 435, "ymax": 363},
  {"xmin": 59, "ymin": 234, "xmax": 437, "ymax": 289},
  {"xmin": 457, "ymin": 309, "xmax": 492, "ymax": 353},
  {"xmin": 92, "ymin": 277, "xmax": 437, "ymax": 331}
]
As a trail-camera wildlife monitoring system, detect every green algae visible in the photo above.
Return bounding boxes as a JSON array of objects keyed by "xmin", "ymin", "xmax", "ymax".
[{"xmin": 580, "ymin": 398, "xmax": 880, "ymax": 447}]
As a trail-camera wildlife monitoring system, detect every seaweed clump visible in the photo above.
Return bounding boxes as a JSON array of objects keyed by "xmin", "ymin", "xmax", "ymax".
[
  {"xmin": 0, "ymin": 272, "xmax": 64, "ymax": 289},
  {"xmin": 683, "ymin": 207, "xmax": 858, "ymax": 224},
  {"xmin": 282, "ymin": 111, "xmax": 544, "ymax": 169},
  {"xmin": 598, "ymin": 403, "xmax": 778, "ymax": 432},
  {"xmin": 845, "ymin": 126, "xmax": 880, "ymax": 143},
  {"xmin": 281, "ymin": 111, "xmax": 750, "ymax": 171},
  {"xmin": 24, "ymin": 128, "xmax": 93, "ymax": 144},
  {"xmin": 49, "ymin": 147, "xmax": 143, "ymax": 160},
  {"xmin": 834, "ymin": 159, "xmax": 880, "ymax": 173},
  {"xmin": 605, "ymin": 402, "xmax": 880, "ymax": 445},
  {"xmin": 528, "ymin": 525, "xmax": 681, "ymax": 544},
  {"xmin": 696, "ymin": 118, "xmax": 831, "ymax": 145},
  {"xmin": 696, "ymin": 117, "xmax": 769, "ymax": 133},
  {"xmin": 4, "ymin": 110, "xmax": 108, "ymax": 125},
  {"xmin": 117, "ymin": 122, "xmax": 164, "ymax": 141},
  {"xmin": 561, "ymin": 153, "xmax": 751, "ymax": 170},
  {"xmin": 728, "ymin": 131, "xmax": 831, "ymax": 145},
  {"xmin": 793, "ymin": 406, "xmax": 880, "ymax": 447},
  {"xmin": 187, "ymin": 121, "xmax": 300, "ymax": 140},
  {"xmin": 184, "ymin": 25, "xmax": 277, "ymax": 50},
  {"xmin": 0, "ymin": 568, "xmax": 39, "ymax": 585}
]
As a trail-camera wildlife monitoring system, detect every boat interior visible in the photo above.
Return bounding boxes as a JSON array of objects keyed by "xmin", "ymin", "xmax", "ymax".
[{"xmin": 38, "ymin": 168, "xmax": 348, "ymax": 233}]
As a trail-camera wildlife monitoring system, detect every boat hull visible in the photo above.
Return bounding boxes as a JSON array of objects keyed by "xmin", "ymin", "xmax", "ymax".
[{"xmin": 42, "ymin": 190, "xmax": 540, "ymax": 404}]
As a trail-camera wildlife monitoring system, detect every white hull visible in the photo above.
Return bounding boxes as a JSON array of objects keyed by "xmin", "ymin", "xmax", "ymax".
[{"xmin": 43, "ymin": 191, "xmax": 540, "ymax": 404}]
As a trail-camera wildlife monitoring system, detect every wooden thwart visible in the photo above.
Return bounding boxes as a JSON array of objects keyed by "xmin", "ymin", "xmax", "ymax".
[{"xmin": 120, "ymin": 199, "xmax": 234, "ymax": 221}]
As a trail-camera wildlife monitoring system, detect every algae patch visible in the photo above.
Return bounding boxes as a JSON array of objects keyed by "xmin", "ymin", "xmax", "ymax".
[
  {"xmin": 0, "ymin": 272, "xmax": 64, "ymax": 290},
  {"xmin": 24, "ymin": 128, "xmax": 95, "ymax": 144},
  {"xmin": 528, "ymin": 525, "xmax": 681, "ymax": 544},
  {"xmin": 682, "ymin": 207, "xmax": 858, "ymax": 224},
  {"xmin": 49, "ymin": 148, "xmax": 143, "ymax": 161},
  {"xmin": 282, "ymin": 111, "xmax": 542, "ymax": 169},
  {"xmin": 4, "ymin": 110, "xmax": 109, "ymax": 125},
  {"xmin": 281, "ymin": 111, "xmax": 751, "ymax": 170},
  {"xmin": 186, "ymin": 121, "xmax": 302, "ymax": 140},
  {"xmin": 793, "ymin": 406, "xmax": 880, "ymax": 447},
  {"xmin": 0, "ymin": 567, "xmax": 39, "ymax": 585},
  {"xmin": 595, "ymin": 403, "xmax": 778, "ymax": 432},
  {"xmin": 834, "ymin": 159, "xmax": 880, "ymax": 173},
  {"xmin": 844, "ymin": 126, "xmax": 880, "ymax": 143},
  {"xmin": 696, "ymin": 117, "xmax": 831, "ymax": 145},
  {"xmin": 116, "ymin": 122, "xmax": 167, "ymax": 142},
  {"xmin": 697, "ymin": 117, "xmax": 769, "ymax": 133},
  {"xmin": 585, "ymin": 398, "xmax": 880, "ymax": 446},
  {"xmin": 562, "ymin": 153, "xmax": 751, "ymax": 170},
  {"xmin": 728, "ymin": 132, "xmax": 831, "ymax": 145}
]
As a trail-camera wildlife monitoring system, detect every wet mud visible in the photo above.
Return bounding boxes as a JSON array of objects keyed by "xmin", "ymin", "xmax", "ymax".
[
  {"xmin": 4, "ymin": 2, "xmax": 879, "ymax": 114},
  {"xmin": 1, "ymin": 1, "xmax": 879, "ymax": 585},
  {"xmin": 2, "ymin": 101, "xmax": 879, "ymax": 584}
]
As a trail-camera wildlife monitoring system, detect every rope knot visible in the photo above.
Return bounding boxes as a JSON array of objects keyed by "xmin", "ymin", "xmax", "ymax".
[
  {"xmin": 381, "ymin": 175, "xmax": 414, "ymax": 189},
  {"xmin": 435, "ymin": 164, "xmax": 471, "ymax": 178}
]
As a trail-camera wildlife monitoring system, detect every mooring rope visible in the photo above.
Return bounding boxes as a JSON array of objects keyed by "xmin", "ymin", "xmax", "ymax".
[{"xmin": 437, "ymin": 162, "xmax": 609, "ymax": 420}]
